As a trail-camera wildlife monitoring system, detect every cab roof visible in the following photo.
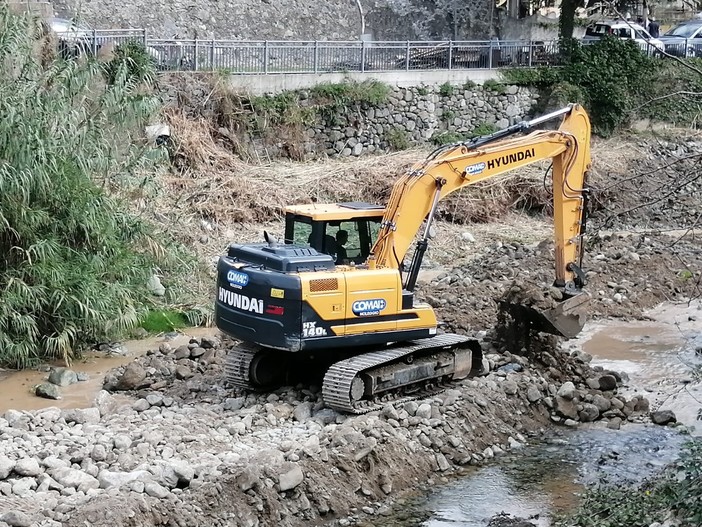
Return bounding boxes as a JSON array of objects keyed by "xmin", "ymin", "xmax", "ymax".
[{"xmin": 285, "ymin": 201, "xmax": 386, "ymax": 221}]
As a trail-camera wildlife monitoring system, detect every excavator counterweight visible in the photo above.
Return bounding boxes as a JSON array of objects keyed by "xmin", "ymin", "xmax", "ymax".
[{"xmin": 215, "ymin": 104, "xmax": 593, "ymax": 412}]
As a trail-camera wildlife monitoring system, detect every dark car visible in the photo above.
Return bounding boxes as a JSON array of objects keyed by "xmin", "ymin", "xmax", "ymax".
[{"xmin": 659, "ymin": 19, "xmax": 702, "ymax": 57}]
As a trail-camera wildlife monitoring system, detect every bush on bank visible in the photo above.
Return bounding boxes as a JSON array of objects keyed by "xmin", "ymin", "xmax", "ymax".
[
  {"xmin": 502, "ymin": 37, "xmax": 659, "ymax": 136},
  {"xmin": 0, "ymin": 8, "xmax": 176, "ymax": 368}
]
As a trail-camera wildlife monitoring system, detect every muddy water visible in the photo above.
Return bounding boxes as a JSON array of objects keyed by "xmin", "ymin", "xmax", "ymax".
[
  {"xmin": 381, "ymin": 300, "xmax": 702, "ymax": 527},
  {"xmin": 0, "ymin": 328, "xmax": 214, "ymax": 414}
]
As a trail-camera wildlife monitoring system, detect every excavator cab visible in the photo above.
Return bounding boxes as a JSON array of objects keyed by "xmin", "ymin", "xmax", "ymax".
[{"xmin": 284, "ymin": 202, "xmax": 385, "ymax": 265}]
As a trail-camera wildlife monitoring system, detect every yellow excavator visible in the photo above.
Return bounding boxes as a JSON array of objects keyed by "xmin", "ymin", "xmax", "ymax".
[{"xmin": 215, "ymin": 104, "xmax": 592, "ymax": 413}]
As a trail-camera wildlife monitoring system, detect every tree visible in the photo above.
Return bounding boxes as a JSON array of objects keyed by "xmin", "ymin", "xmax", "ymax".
[{"xmin": 0, "ymin": 7, "xmax": 162, "ymax": 367}]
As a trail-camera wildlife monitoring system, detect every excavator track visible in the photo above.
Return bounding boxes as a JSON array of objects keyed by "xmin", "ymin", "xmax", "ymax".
[
  {"xmin": 224, "ymin": 343, "xmax": 261, "ymax": 390},
  {"xmin": 322, "ymin": 333, "xmax": 479, "ymax": 414}
]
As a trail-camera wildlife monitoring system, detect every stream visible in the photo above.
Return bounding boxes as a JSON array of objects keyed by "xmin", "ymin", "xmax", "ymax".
[{"xmin": 379, "ymin": 300, "xmax": 702, "ymax": 527}]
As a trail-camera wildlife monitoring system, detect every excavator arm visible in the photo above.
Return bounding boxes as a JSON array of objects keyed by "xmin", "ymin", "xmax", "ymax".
[{"xmin": 370, "ymin": 104, "xmax": 591, "ymax": 298}]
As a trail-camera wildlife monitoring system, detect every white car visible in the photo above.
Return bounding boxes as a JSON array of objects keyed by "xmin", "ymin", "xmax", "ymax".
[{"xmin": 582, "ymin": 20, "xmax": 665, "ymax": 55}]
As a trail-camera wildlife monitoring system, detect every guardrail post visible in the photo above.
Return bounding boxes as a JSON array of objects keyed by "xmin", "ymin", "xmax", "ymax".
[
  {"xmin": 488, "ymin": 39, "xmax": 493, "ymax": 69},
  {"xmin": 405, "ymin": 40, "xmax": 410, "ymax": 71},
  {"xmin": 361, "ymin": 39, "xmax": 366, "ymax": 72},
  {"xmin": 528, "ymin": 40, "xmax": 532, "ymax": 67},
  {"xmin": 143, "ymin": 29, "xmax": 147, "ymax": 48},
  {"xmin": 264, "ymin": 41, "xmax": 269, "ymax": 74},
  {"xmin": 448, "ymin": 40, "xmax": 453, "ymax": 70},
  {"xmin": 210, "ymin": 39, "xmax": 215, "ymax": 71},
  {"xmin": 314, "ymin": 41, "xmax": 319, "ymax": 74},
  {"xmin": 194, "ymin": 39, "xmax": 199, "ymax": 71},
  {"xmin": 92, "ymin": 29, "xmax": 98, "ymax": 56}
]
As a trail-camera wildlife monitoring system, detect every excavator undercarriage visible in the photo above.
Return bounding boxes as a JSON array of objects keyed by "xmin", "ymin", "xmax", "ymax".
[{"xmin": 225, "ymin": 334, "xmax": 483, "ymax": 413}]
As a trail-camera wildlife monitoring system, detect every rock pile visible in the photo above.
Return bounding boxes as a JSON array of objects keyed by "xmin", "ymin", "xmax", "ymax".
[{"xmin": 0, "ymin": 331, "xmax": 675, "ymax": 527}]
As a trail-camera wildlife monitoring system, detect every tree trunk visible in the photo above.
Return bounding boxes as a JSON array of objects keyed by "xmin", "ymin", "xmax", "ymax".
[{"xmin": 559, "ymin": 0, "xmax": 577, "ymax": 40}]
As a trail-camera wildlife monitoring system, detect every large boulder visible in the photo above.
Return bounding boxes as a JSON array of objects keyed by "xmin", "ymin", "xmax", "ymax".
[
  {"xmin": 35, "ymin": 383, "xmax": 62, "ymax": 400},
  {"xmin": 48, "ymin": 367, "xmax": 78, "ymax": 386},
  {"xmin": 116, "ymin": 362, "xmax": 147, "ymax": 390}
]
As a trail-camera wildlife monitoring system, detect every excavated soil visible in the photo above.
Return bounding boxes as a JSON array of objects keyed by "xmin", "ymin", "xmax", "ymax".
[{"xmin": 1, "ymin": 131, "xmax": 702, "ymax": 527}]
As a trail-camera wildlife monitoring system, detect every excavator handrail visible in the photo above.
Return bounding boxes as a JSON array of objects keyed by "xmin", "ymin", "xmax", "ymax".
[{"xmin": 370, "ymin": 104, "xmax": 592, "ymax": 295}]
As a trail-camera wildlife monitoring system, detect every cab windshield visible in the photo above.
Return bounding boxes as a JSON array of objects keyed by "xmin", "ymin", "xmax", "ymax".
[{"xmin": 285, "ymin": 215, "xmax": 382, "ymax": 265}]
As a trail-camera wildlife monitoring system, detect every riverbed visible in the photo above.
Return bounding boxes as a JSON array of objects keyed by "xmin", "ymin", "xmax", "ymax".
[{"xmin": 377, "ymin": 300, "xmax": 702, "ymax": 527}]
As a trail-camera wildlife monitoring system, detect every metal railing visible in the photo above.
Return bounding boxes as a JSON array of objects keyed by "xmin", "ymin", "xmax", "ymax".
[{"xmin": 71, "ymin": 32, "xmax": 565, "ymax": 73}]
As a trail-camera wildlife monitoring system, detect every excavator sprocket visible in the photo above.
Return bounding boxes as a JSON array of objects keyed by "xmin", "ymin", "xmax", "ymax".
[{"xmin": 322, "ymin": 333, "xmax": 481, "ymax": 414}]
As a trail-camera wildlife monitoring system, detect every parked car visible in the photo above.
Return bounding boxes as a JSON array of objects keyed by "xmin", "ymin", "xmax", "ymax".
[
  {"xmin": 582, "ymin": 19, "xmax": 665, "ymax": 55},
  {"xmin": 659, "ymin": 19, "xmax": 702, "ymax": 57}
]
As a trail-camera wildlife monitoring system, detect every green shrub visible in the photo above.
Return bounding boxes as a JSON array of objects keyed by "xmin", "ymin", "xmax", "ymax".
[
  {"xmin": 0, "ymin": 8, "xmax": 166, "ymax": 367},
  {"xmin": 140, "ymin": 310, "xmax": 189, "ymax": 333},
  {"xmin": 442, "ymin": 109, "xmax": 456, "ymax": 123},
  {"xmin": 500, "ymin": 67, "xmax": 560, "ymax": 88},
  {"xmin": 417, "ymin": 85, "xmax": 429, "ymax": 96},
  {"xmin": 309, "ymin": 79, "xmax": 391, "ymax": 106},
  {"xmin": 483, "ymin": 79, "xmax": 506, "ymax": 94},
  {"xmin": 431, "ymin": 131, "xmax": 465, "ymax": 145},
  {"xmin": 103, "ymin": 40, "xmax": 155, "ymax": 85},
  {"xmin": 559, "ymin": 37, "xmax": 658, "ymax": 136},
  {"xmin": 386, "ymin": 127, "xmax": 411, "ymax": 150},
  {"xmin": 469, "ymin": 122, "xmax": 499, "ymax": 137},
  {"xmin": 439, "ymin": 82, "xmax": 455, "ymax": 97},
  {"xmin": 463, "ymin": 80, "xmax": 477, "ymax": 90}
]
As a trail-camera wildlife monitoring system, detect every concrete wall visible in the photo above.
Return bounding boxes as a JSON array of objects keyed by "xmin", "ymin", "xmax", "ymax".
[{"xmin": 226, "ymin": 69, "xmax": 502, "ymax": 96}]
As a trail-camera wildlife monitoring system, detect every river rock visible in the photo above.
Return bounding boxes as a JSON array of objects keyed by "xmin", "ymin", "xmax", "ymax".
[
  {"xmin": 592, "ymin": 394, "xmax": 611, "ymax": 413},
  {"xmin": 0, "ymin": 457, "xmax": 15, "ymax": 479},
  {"xmin": 14, "ymin": 457, "xmax": 41, "ymax": 477},
  {"xmin": 554, "ymin": 396, "xmax": 578, "ymax": 420},
  {"xmin": 175, "ymin": 365, "xmax": 193, "ymax": 380},
  {"xmin": 51, "ymin": 467, "xmax": 99, "ymax": 491},
  {"xmin": 556, "ymin": 382, "xmax": 576, "ymax": 400},
  {"xmin": 98, "ymin": 469, "xmax": 151, "ymax": 489},
  {"xmin": 597, "ymin": 374, "xmax": 618, "ymax": 391},
  {"xmin": 526, "ymin": 385, "xmax": 542, "ymax": 403},
  {"xmin": 1, "ymin": 511, "xmax": 32, "ymax": 527},
  {"xmin": 35, "ymin": 383, "xmax": 62, "ymax": 400},
  {"xmin": 223, "ymin": 397, "xmax": 246, "ymax": 412},
  {"xmin": 48, "ymin": 367, "xmax": 78, "ymax": 387},
  {"xmin": 94, "ymin": 390, "xmax": 118, "ymax": 416},
  {"xmin": 63, "ymin": 408, "xmax": 100, "ymax": 425},
  {"xmin": 200, "ymin": 336, "xmax": 221, "ymax": 349},
  {"xmin": 502, "ymin": 380, "xmax": 518, "ymax": 395},
  {"xmin": 278, "ymin": 464, "xmax": 304, "ymax": 491},
  {"xmin": 12, "ymin": 478, "xmax": 34, "ymax": 496},
  {"xmin": 650, "ymin": 410, "xmax": 677, "ymax": 426},
  {"xmin": 145, "ymin": 481, "xmax": 170, "ymax": 498},
  {"xmin": 116, "ymin": 362, "xmax": 147, "ymax": 390},
  {"xmin": 607, "ymin": 417, "xmax": 622, "ymax": 430},
  {"xmin": 416, "ymin": 403, "xmax": 432, "ymax": 419},
  {"xmin": 235, "ymin": 467, "xmax": 260, "ymax": 492},
  {"xmin": 113, "ymin": 435, "xmax": 132, "ymax": 451},
  {"xmin": 579, "ymin": 403, "xmax": 600, "ymax": 423}
]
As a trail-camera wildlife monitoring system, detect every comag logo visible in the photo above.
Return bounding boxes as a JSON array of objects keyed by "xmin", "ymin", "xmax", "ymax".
[
  {"xmin": 226, "ymin": 270, "xmax": 249, "ymax": 289},
  {"xmin": 465, "ymin": 162, "xmax": 486, "ymax": 176},
  {"xmin": 352, "ymin": 299, "xmax": 387, "ymax": 317}
]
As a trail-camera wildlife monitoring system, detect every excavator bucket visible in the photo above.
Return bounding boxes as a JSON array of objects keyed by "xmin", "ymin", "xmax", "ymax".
[{"xmin": 498, "ymin": 291, "xmax": 590, "ymax": 339}]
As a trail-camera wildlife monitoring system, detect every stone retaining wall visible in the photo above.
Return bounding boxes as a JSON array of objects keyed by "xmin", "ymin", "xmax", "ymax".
[{"xmin": 303, "ymin": 84, "xmax": 538, "ymax": 158}]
